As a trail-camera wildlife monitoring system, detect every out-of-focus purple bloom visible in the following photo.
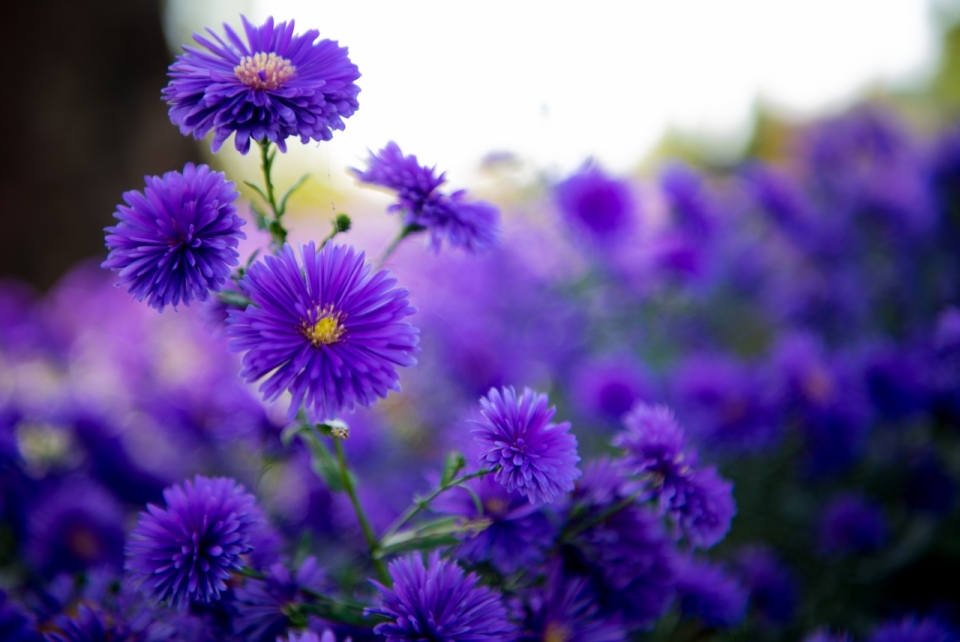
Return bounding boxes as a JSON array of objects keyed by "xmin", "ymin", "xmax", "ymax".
[
  {"xmin": 818, "ymin": 494, "xmax": 888, "ymax": 556},
  {"xmin": 234, "ymin": 557, "xmax": 328, "ymax": 642},
  {"xmin": 353, "ymin": 142, "xmax": 500, "ymax": 252},
  {"xmin": 905, "ymin": 452, "xmax": 955, "ymax": 515},
  {"xmin": 227, "ymin": 242, "xmax": 419, "ymax": 420},
  {"xmin": 433, "ymin": 473, "xmax": 554, "ymax": 574},
  {"xmin": 28, "ymin": 479, "xmax": 126, "ymax": 575},
  {"xmin": 281, "ymin": 631, "xmax": 341, "ymax": 642},
  {"xmin": 554, "ymin": 162, "xmax": 636, "ymax": 239},
  {"xmin": 570, "ymin": 355, "xmax": 656, "ymax": 422},
  {"xmin": 520, "ymin": 570, "xmax": 625, "ymax": 642},
  {"xmin": 743, "ymin": 163, "xmax": 816, "ymax": 234},
  {"xmin": 370, "ymin": 551, "xmax": 515, "ymax": 641},
  {"xmin": 126, "ymin": 475, "xmax": 263, "ymax": 610},
  {"xmin": 865, "ymin": 346, "xmax": 931, "ymax": 420},
  {"xmin": 805, "ymin": 631, "xmax": 854, "ymax": 642},
  {"xmin": 869, "ymin": 616, "xmax": 957, "ymax": 642},
  {"xmin": 734, "ymin": 545, "xmax": 798, "ymax": 624},
  {"xmin": 677, "ymin": 466, "xmax": 736, "ymax": 549},
  {"xmin": 675, "ymin": 557, "xmax": 747, "ymax": 628},
  {"xmin": 164, "ymin": 15, "xmax": 360, "ymax": 153},
  {"xmin": 473, "ymin": 386, "xmax": 581, "ymax": 504},
  {"xmin": 0, "ymin": 590, "xmax": 39, "ymax": 642},
  {"xmin": 660, "ymin": 163, "xmax": 716, "ymax": 238},
  {"xmin": 102, "ymin": 163, "xmax": 244, "ymax": 311},
  {"xmin": 44, "ymin": 605, "xmax": 130, "ymax": 642}
]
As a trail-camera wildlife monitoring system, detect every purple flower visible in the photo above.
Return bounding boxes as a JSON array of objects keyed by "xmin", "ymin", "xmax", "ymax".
[
  {"xmin": 677, "ymin": 466, "xmax": 736, "ymax": 549},
  {"xmin": 234, "ymin": 557, "xmax": 328, "ymax": 642},
  {"xmin": 102, "ymin": 163, "xmax": 244, "ymax": 311},
  {"xmin": 44, "ymin": 605, "xmax": 129, "ymax": 642},
  {"xmin": 370, "ymin": 551, "xmax": 515, "ymax": 641},
  {"xmin": 473, "ymin": 386, "xmax": 581, "ymax": 504},
  {"xmin": 734, "ymin": 545, "xmax": 797, "ymax": 624},
  {"xmin": 570, "ymin": 355, "xmax": 655, "ymax": 422},
  {"xmin": 805, "ymin": 631, "xmax": 853, "ymax": 642},
  {"xmin": 675, "ymin": 557, "xmax": 747, "ymax": 628},
  {"xmin": 869, "ymin": 616, "xmax": 957, "ymax": 642},
  {"xmin": 281, "ymin": 631, "xmax": 340, "ymax": 642},
  {"xmin": 0, "ymin": 590, "xmax": 39, "ymax": 642},
  {"xmin": 521, "ymin": 571, "xmax": 625, "ymax": 642},
  {"xmin": 27, "ymin": 479, "xmax": 126, "ymax": 575},
  {"xmin": 554, "ymin": 162, "xmax": 636, "ymax": 238},
  {"xmin": 163, "ymin": 15, "xmax": 360, "ymax": 153},
  {"xmin": 353, "ymin": 142, "xmax": 500, "ymax": 252},
  {"xmin": 227, "ymin": 242, "xmax": 419, "ymax": 420},
  {"xmin": 125, "ymin": 475, "xmax": 263, "ymax": 610},
  {"xmin": 433, "ymin": 473, "xmax": 554, "ymax": 574},
  {"xmin": 818, "ymin": 493, "xmax": 888, "ymax": 556}
]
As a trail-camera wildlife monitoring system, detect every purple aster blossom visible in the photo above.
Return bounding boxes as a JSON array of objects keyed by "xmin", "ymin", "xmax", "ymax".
[
  {"xmin": 0, "ymin": 590, "xmax": 40, "ymax": 642},
  {"xmin": 44, "ymin": 605, "xmax": 132, "ymax": 642},
  {"xmin": 234, "ymin": 556, "xmax": 328, "ymax": 642},
  {"xmin": 554, "ymin": 162, "xmax": 636, "ymax": 239},
  {"xmin": 660, "ymin": 162, "xmax": 717, "ymax": 238},
  {"xmin": 733, "ymin": 545, "xmax": 798, "ymax": 624},
  {"xmin": 227, "ymin": 242, "xmax": 419, "ymax": 420},
  {"xmin": 520, "ymin": 569, "xmax": 625, "ymax": 642},
  {"xmin": 674, "ymin": 557, "xmax": 747, "ymax": 628},
  {"xmin": 473, "ymin": 386, "xmax": 581, "ymax": 504},
  {"xmin": 805, "ymin": 631, "xmax": 854, "ymax": 642},
  {"xmin": 125, "ymin": 475, "xmax": 263, "ymax": 610},
  {"xmin": 281, "ymin": 631, "xmax": 341, "ymax": 642},
  {"xmin": 432, "ymin": 473, "xmax": 554, "ymax": 574},
  {"xmin": 352, "ymin": 142, "xmax": 500, "ymax": 252},
  {"xmin": 612, "ymin": 402, "xmax": 697, "ymax": 510},
  {"xmin": 864, "ymin": 345, "xmax": 931, "ymax": 420},
  {"xmin": 370, "ymin": 551, "xmax": 516, "ymax": 641},
  {"xmin": 570, "ymin": 355, "xmax": 656, "ymax": 422},
  {"xmin": 27, "ymin": 479, "xmax": 126, "ymax": 575},
  {"xmin": 102, "ymin": 163, "xmax": 244, "ymax": 311},
  {"xmin": 818, "ymin": 493, "xmax": 888, "ymax": 556},
  {"xmin": 869, "ymin": 616, "xmax": 957, "ymax": 642},
  {"xmin": 676, "ymin": 466, "xmax": 736, "ymax": 549},
  {"xmin": 163, "ymin": 15, "xmax": 360, "ymax": 154}
]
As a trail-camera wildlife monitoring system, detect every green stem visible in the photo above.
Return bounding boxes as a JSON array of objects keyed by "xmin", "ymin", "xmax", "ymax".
[
  {"xmin": 380, "ymin": 467, "xmax": 496, "ymax": 543},
  {"xmin": 257, "ymin": 139, "xmax": 287, "ymax": 248},
  {"xmin": 333, "ymin": 435, "xmax": 390, "ymax": 585},
  {"xmin": 561, "ymin": 490, "xmax": 643, "ymax": 542},
  {"xmin": 377, "ymin": 223, "xmax": 425, "ymax": 268}
]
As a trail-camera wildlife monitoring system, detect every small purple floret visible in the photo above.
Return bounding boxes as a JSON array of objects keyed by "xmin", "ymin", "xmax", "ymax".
[
  {"xmin": 125, "ymin": 475, "xmax": 263, "ymax": 610},
  {"xmin": 370, "ymin": 551, "xmax": 515, "ymax": 641},
  {"xmin": 473, "ymin": 386, "xmax": 581, "ymax": 504},
  {"xmin": 163, "ymin": 16, "xmax": 361, "ymax": 153},
  {"xmin": 227, "ymin": 242, "xmax": 419, "ymax": 421},
  {"xmin": 554, "ymin": 162, "xmax": 635, "ymax": 238},
  {"xmin": 102, "ymin": 163, "xmax": 244, "ymax": 311}
]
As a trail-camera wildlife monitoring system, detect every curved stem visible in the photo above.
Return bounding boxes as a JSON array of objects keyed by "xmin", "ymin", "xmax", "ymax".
[
  {"xmin": 333, "ymin": 435, "xmax": 390, "ymax": 585},
  {"xmin": 377, "ymin": 223, "xmax": 425, "ymax": 268},
  {"xmin": 256, "ymin": 139, "xmax": 287, "ymax": 249}
]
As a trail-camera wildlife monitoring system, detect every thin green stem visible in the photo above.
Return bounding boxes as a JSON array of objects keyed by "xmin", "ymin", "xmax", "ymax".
[
  {"xmin": 377, "ymin": 223, "xmax": 425, "ymax": 268},
  {"xmin": 256, "ymin": 139, "xmax": 287, "ymax": 248},
  {"xmin": 380, "ymin": 467, "xmax": 496, "ymax": 543},
  {"xmin": 561, "ymin": 490, "xmax": 644, "ymax": 542},
  {"xmin": 333, "ymin": 435, "xmax": 390, "ymax": 585}
]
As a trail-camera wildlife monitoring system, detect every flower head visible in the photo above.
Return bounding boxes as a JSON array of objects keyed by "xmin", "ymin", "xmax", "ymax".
[
  {"xmin": 522, "ymin": 570, "xmax": 625, "ymax": 642},
  {"xmin": 227, "ymin": 242, "xmax": 419, "ymax": 420},
  {"xmin": 125, "ymin": 475, "xmax": 264, "ymax": 610},
  {"xmin": 102, "ymin": 163, "xmax": 244, "ymax": 310},
  {"xmin": 869, "ymin": 616, "xmax": 957, "ymax": 642},
  {"xmin": 818, "ymin": 493, "xmax": 888, "ymax": 555},
  {"xmin": 353, "ymin": 142, "xmax": 500, "ymax": 252},
  {"xmin": 554, "ymin": 162, "xmax": 635, "ymax": 238},
  {"xmin": 163, "ymin": 16, "xmax": 361, "ymax": 153},
  {"xmin": 370, "ymin": 551, "xmax": 515, "ymax": 641},
  {"xmin": 473, "ymin": 386, "xmax": 581, "ymax": 504},
  {"xmin": 675, "ymin": 557, "xmax": 747, "ymax": 628},
  {"xmin": 234, "ymin": 557, "xmax": 328, "ymax": 642}
]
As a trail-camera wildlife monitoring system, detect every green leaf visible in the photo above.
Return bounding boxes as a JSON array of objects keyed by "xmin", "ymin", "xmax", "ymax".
[
  {"xmin": 298, "ymin": 429, "xmax": 346, "ymax": 492},
  {"xmin": 440, "ymin": 451, "xmax": 466, "ymax": 486},
  {"xmin": 377, "ymin": 517, "xmax": 490, "ymax": 557},
  {"xmin": 243, "ymin": 181, "xmax": 270, "ymax": 205},
  {"xmin": 278, "ymin": 174, "xmax": 311, "ymax": 216}
]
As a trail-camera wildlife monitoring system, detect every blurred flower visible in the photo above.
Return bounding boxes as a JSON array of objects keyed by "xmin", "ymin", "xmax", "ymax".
[
  {"xmin": 677, "ymin": 466, "xmax": 736, "ymax": 549},
  {"xmin": 0, "ymin": 590, "xmax": 39, "ymax": 642},
  {"xmin": 734, "ymin": 545, "xmax": 798, "ymax": 624},
  {"xmin": 102, "ymin": 163, "xmax": 244, "ymax": 311},
  {"xmin": 44, "ymin": 605, "xmax": 130, "ymax": 642},
  {"xmin": 818, "ymin": 494, "xmax": 888, "ymax": 556},
  {"xmin": 164, "ymin": 15, "xmax": 360, "ymax": 153},
  {"xmin": 281, "ymin": 631, "xmax": 341, "ymax": 642},
  {"xmin": 570, "ymin": 355, "xmax": 655, "ymax": 422},
  {"xmin": 674, "ymin": 557, "xmax": 747, "ymax": 628},
  {"xmin": 554, "ymin": 162, "xmax": 636, "ymax": 239},
  {"xmin": 228, "ymin": 242, "xmax": 419, "ymax": 420},
  {"xmin": 520, "ymin": 570, "xmax": 625, "ymax": 642},
  {"xmin": 234, "ymin": 557, "xmax": 328, "ymax": 642},
  {"xmin": 473, "ymin": 386, "xmax": 581, "ymax": 504},
  {"xmin": 353, "ymin": 142, "xmax": 500, "ymax": 251},
  {"xmin": 869, "ymin": 616, "xmax": 957, "ymax": 642},
  {"xmin": 370, "ymin": 551, "xmax": 515, "ymax": 641},
  {"xmin": 126, "ymin": 475, "xmax": 263, "ymax": 610},
  {"xmin": 805, "ymin": 631, "xmax": 854, "ymax": 642}
]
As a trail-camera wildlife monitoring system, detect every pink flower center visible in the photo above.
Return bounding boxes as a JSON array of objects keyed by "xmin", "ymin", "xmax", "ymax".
[{"xmin": 234, "ymin": 52, "xmax": 296, "ymax": 90}]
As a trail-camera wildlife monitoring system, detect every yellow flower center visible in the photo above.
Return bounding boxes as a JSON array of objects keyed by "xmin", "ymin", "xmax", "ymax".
[
  {"xmin": 234, "ymin": 52, "xmax": 296, "ymax": 90},
  {"xmin": 303, "ymin": 308, "xmax": 346, "ymax": 347},
  {"xmin": 543, "ymin": 622, "xmax": 573, "ymax": 642}
]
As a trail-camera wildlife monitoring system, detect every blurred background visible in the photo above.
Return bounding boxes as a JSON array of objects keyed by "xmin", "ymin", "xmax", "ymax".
[{"xmin": 5, "ymin": 0, "xmax": 960, "ymax": 289}]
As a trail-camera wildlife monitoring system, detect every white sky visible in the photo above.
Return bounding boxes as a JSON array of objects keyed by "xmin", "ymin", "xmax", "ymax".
[{"xmin": 165, "ymin": 0, "xmax": 948, "ymax": 186}]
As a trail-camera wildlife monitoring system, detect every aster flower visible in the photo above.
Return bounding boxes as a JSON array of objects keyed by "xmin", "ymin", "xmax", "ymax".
[
  {"xmin": 677, "ymin": 466, "xmax": 736, "ymax": 549},
  {"xmin": 370, "ymin": 551, "xmax": 515, "ymax": 641},
  {"xmin": 163, "ymin": 15, "xmax": 360, "ymax": 153},
  {"xmin": 102, "ymin": 163, "xmax": 244, "ymax": 311},
  {"xmin": 869, "ymin": 616, "xmax": 957, "ymax": 642},
  {"xmin": 818, "ymin": 494, "xmax": 888, "ymax": 555},
  {"xmin": 521, "ymin": 570, "xmax": 625, "ymax": 642},
  {"xmin": 234, "ymin": 557, "xmax": 328, "ymax": 642},
  {"xmin": 674, "ymin": 557, "xmax": 747, "ymax": 628},
  {"xmin": 570, "ymin": 355, "xmax": 655, "ymax": 421},
  {"xmin": 45, "ymin": 605, "xmax": 130, "ymax": 642},
  {"xmin": 0, "ymin": 590, "xmax": 39, "ymax": 642},
  {"xmin": 473, "ymin": 386, "xmax": 581, "ymax": 504},
  {"xmin": 227, "ymin": 242, "xmax": 419, "ymax": 420},
  {"xmin": 281, "ymin": 631, "xmax": 341, "ymax": 642},
  {"xmin": 734, "ymin": 546, "xmax": 797, "ymax": 624},
  {"xmin": 554, "ymin": 162, "xmax": 636, "ymax": 239},
  {"xmin": 125, "ymin": 475, "xmax": 263, "ymax": 610},
  {"xmin": 352, "ymin": 142, "xmax": 500, "ymax": 252}
]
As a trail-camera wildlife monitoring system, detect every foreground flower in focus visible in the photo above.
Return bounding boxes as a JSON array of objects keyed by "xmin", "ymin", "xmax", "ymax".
[
  {"xmin": 474, "ymin": 386, "xmax": 581, "ymax": 504},
  {"xmin": 102, "ymin": 163, "xmax": 244, "ymax": 310},
  {"xmin": 125, "ymin": 475, "xmax": 263, "ymax": 610},
  {"xmin": 164, "ymin": 15, "xmax": 361, "ymax": 153},
  {"xmin": 370, "ymin": 552, "xmax": 515, "ymax": 641},
  {"xmin": 352, "ymin": 142, "xmax": 500, "ymax": 251},
  {"xmin": 228, "ymin": 242, "xmax": 419, "ymax": 420}
]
